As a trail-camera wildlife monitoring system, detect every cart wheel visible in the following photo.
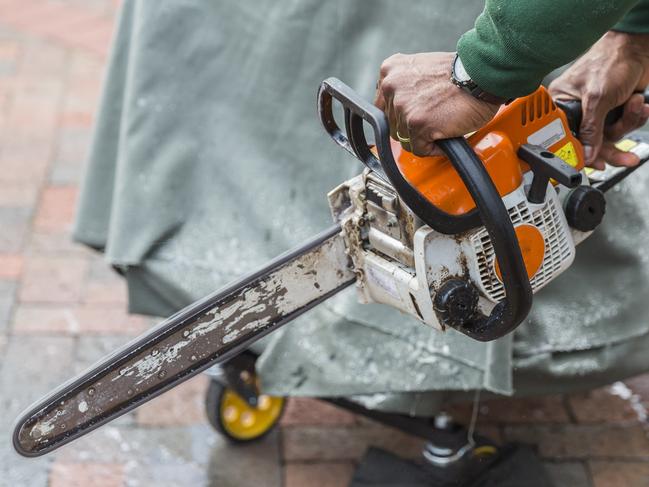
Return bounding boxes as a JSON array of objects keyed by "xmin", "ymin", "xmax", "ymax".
[{"xmin": 205, "ymin": 379, "xmax": 285, "ymax": 443}]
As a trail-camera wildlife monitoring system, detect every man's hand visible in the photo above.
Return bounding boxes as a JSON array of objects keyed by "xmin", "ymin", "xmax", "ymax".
[
  {"xmin": 374, "ymin": 52, "xmax": 499, "ymax": 157},
  {"xmin": 549, "ymin": 31, "xmax": 649, "ymax": 169}
]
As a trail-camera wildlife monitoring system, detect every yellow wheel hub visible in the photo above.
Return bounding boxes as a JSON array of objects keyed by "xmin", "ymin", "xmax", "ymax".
[
  {"xmin": 473, "ymin": 445, "xmax": 498, "ymax": 458},
  {"xmin": 220, "ymin": 389, "xmax": 284, "ymax": 440}
]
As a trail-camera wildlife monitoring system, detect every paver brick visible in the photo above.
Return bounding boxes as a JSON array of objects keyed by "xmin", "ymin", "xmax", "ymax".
[
  {"xmin": 68, "ymin": 49, "xmax": 105, "ymax": 78},
  {"xmin": 285, "ymin": 462, "xmax": 355, "ymax": 487},
  {"xmin": 448, "ymin": 394, "xmax": 571, "ymax": 424},
  {"xmin": 136, "ymin": 375, "xmax": 209, "ymax": 427},
  {"xmin": 27, "ymin": 229, "xmax": 94, "ymax": 256},
  {"xmin": 567, "ymin": 386, "xmax": 639, "ymax": 424},
  {"xmin": 11, "ymin": 76, "xmax": 64, "ymax": 107},
  {"xmin": 15, "ymin": 38, "xmax": 68, "ymax": 76},
  {"xmin": 82, "ymin": 277, "xmax": 128, "ymax": 305},
  {"xmin": 282, "ymin": 423, "xmax": 426, "ymax": 462},
  {"xmin": 50, "ymin": 126, "xmax": 93, "ymax": 184},
  {"xmin": 50, "ymin": 462, "xmax": 126, "ymax": 487},
  {"xmin": 204, "ymin": 430, "xmax": 282, "ymax": 487},
  {"xmin": 59, "ymin": 110, "xmax": 94, "ymax": 129},
  {"xmin": 0, "ymin": 253, "xmax": 23, "ymax": 279},
  {"xmin": 12, "ymin": 304, "xmax": 148, "ymax": 335},
  {"xmin": 0, "ymin": 182, "xmax": 39, "ymax": 206},
  {"xmin": 124, "ymin": 463, "xmax": 208, "ymax": 487},
  {"xmin": 0, "ymin": 206, "xmax": 31, "ymax": 252},
  {"xmin": 626, "ymin": 373, "xmax": 649, "ymax": 405},
  {"xmin": 0, "ymin": 279, "xmax": 16, "ymax": 307},
  {"xmin": 53, "ymin": 424, "xmax": 191, "ymax": 464},
  {"xmin": 0, "ymin": 449, "xmax": 49, "ymax": 487},
  {"xmin": 82, "ymin": 258, "xmax": 128, "ymax": 305},
  {"xmin": 0, "ymin": 0, "xmax": 114, "ymax": 58},
  {"xmin": 0, "ymin": 336, "xmax": 76, "ymax": 413},
  {"xmin": 0, "ymin": 302, "xmax": 11, "ymax": 334},
  {"xmin": 18, "ymin": 255, "xmax": 88, "ymax": 303},
  {"xmin": 0, "ymin": 152, "xmax": 51, "ymax": 184},
  {"xmin": 281, "ymin": 397, "xmax": 357, "ymax": 427},
  {"xmin": 0, "ymin": 40, "xmax": 19, "ymax": 61},
  {"xmin": 33, "ymin": 185, "xmax": 78, "ymax": 233},
  {"xmin": 590, "ymin": 461, "xmax": 649, "ymax": 487},
  {"xmin": 504, "ymin": 424, "xmax": 649, "ymax": 460},
  {"xmin": 73, "ymin": 335, "xmax": 138, "ymax": 370},
  {"xmin": 0, "ymin": 281, "xmax": 15, "ymax": 333},
  {"xmin": 544, "ymin": 462, "xmax": 592, "ymax": 487}
]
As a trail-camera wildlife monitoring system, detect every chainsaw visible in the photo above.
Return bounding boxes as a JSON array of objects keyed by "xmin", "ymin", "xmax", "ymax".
[{"xmin": 13, "ymin": 79, "xmax": 649, "ymax": 457}]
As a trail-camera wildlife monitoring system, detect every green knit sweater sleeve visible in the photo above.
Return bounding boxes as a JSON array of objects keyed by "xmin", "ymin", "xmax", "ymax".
[
  {"xmin": 456, "ymin": 0, "xmax": 643, "ymax": 99},
  {"xmin": 614, "ymin": 0, "xmax": 649, "ymax": 33}
]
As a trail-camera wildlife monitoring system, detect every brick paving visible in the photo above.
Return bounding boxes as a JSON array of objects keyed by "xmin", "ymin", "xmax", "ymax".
[{"xmin": 1, "ymin": 2, "xmax": 649, "ymax": 487}]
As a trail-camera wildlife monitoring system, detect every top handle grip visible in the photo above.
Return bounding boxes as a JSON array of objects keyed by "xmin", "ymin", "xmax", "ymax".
[
  {"xmin": 555, "ymin": 90, "xmax": 649, "ymax": 137},
  {"xmin": 318, "ymin": 77, "xmax": 480, "ymax": 235},
  {"xmin": 317, "ymin": 78, "xmax": 533, "ymax": 342},
  {"xmin": 317, "ymin": 78, "xmax": 388, "ymax": 178}
]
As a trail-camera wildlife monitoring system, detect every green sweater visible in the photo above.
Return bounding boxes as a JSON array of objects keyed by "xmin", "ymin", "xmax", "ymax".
[{"xmin": 457, "ymin": 0, "xmax": 649, "ymax": 98}]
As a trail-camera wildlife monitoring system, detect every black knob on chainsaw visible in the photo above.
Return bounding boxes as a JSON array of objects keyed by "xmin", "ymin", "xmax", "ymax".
[
  {"xmin": 518, "ymin": 144, "xmax": 582, "ymax": 204},
  {"xmin": 564, "ymin": 185, "xmax": 606, "ymax": 232},
  {"xmin": 434, "ymin": 279, "xmax": 479, "ymax": 327}
]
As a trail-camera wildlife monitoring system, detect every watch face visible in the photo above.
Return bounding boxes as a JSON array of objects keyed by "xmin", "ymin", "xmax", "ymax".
[{"xmin": 453, "ymin": 55, "xmax": 471, "ymax": 83}]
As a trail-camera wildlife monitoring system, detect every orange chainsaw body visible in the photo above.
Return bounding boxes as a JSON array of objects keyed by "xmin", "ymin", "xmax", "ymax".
[{"xmin": 393, "ymin": 86, "xmax": 585, "ymax": 216}]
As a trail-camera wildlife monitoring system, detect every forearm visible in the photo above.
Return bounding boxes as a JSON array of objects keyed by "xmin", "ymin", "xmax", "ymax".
[{"xmin": 457, "ymin": 0, "xmax": 641, "ymax": 99}]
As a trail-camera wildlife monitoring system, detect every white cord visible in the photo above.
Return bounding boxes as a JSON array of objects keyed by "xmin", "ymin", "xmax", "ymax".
[{"xmin": 467, "ymin": 389, "xmax": 482, "ymax": 448}]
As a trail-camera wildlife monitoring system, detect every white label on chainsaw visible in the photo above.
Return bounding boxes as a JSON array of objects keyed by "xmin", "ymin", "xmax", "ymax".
[
  {"xmin": 366, "ymin": 266, "xmax": 399, "ymax": 299},
  {"xmin": 528, "ymin": 118, "xmax": 566, "ymax": 148}
]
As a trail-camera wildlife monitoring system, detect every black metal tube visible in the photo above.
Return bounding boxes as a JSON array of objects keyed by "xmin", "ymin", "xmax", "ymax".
[{"xmin": 437, "ymin": 138, "xmax": 533, "ymax": 341}]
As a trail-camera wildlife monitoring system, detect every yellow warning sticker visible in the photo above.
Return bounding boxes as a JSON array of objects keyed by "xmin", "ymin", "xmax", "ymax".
[
  {"xmin": 615, "ymin": 139, "xmax": 638, "ymax": 152},
  {"xmin": 553, "ymin": 141, "xmax": 579, "ymax": 167}
]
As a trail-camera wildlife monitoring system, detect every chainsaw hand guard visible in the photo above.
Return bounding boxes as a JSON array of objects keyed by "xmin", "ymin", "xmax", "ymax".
[
  {"xmin": 318, "ymin": 77, "xmax": 483, "ymax": 234},
  {"xmin": 317, "ymin": 77, "xmax": 533, "ymax": 341}
]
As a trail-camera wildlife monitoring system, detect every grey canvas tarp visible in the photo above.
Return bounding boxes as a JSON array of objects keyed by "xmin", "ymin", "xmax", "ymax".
[{"xmin": 74, "ymin": 0, "xmax": 649, "ymax": 415}]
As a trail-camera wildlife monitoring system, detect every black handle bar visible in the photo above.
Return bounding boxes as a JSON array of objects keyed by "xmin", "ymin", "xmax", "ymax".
[{"xmin": 556, "ymin": 90, "xmax": 649, "ymax": 137}]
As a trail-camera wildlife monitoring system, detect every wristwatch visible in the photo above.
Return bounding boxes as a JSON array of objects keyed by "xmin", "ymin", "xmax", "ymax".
[{"xmin": 450, "ymin": 53, "xmax": 510, "ymax": 105}]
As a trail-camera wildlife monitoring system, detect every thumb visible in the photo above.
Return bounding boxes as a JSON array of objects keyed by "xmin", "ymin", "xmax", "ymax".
[{"xmin": 374, "ymin": 85, "xmax": 386, "ymax": 110}]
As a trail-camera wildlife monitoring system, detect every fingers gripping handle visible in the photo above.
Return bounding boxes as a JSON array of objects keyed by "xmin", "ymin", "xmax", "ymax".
[
  {"xmin": 317, "ymin": 78, "xmax": 533, "ymax": 341},
  {"xmin": 556, "ymin": 90, "xmax": 649, "ymax": 137}
]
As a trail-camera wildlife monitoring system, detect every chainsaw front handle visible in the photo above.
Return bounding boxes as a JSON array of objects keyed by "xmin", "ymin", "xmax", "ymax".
[
  {"xmin": 317, "ymin": 77, "xmax": 533, "ymax": 341},
  {"xmin": 317, "ymin": 77, "xmax": 481, "ymax": 234}
]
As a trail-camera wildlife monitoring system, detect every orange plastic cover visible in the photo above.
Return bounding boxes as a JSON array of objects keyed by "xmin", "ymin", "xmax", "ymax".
[{"xmin": 394, "ymin": 87, "xmax": 585, "ymax": 215}]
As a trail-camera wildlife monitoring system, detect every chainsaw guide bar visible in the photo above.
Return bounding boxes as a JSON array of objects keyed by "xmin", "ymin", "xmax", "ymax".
[{"xmin": 13, "ymin": 225, "xmax": 354, "ymax": 457}]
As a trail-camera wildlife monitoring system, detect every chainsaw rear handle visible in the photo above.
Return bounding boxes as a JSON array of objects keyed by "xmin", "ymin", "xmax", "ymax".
[
  {"xmin": 317, "ymin": 77, "xmax": 532, "ymax": 341},
  {"xmin": 556, "ymin": 90, "xmax": 649, "ymax": 137}
]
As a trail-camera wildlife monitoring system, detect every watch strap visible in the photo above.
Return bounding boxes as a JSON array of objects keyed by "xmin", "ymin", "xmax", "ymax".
[{"xmin": 451, "ymin": 53, "xmax": 509, "ymax": 105}]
